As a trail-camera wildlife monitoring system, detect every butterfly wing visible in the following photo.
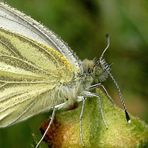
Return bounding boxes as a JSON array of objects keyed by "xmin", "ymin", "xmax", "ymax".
[
  {"xmin": 0, "ymin": 82, "xmax": 57, "ymax": 127},
  {"xmin": 0, "ymin": 2, "xmax": 82, "ymax": 74},
  {"xmin": 0, "ymin": 28, "xmax": 74, "ymax": 127}
]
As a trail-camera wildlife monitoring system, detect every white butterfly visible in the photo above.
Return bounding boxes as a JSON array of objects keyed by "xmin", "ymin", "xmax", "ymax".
[{"xmin": 0, "ymin": 2, "xmax": 130, "ymax": 147}]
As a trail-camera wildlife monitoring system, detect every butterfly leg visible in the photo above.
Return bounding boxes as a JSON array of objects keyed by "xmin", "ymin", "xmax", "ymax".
[
  {"xmin": 96, "ymin": 93, "xmax": 108, "ymax": 129},
  {"xmin": 35, "ymin": 106, "xmax": 56, "ymax": 148},
  {"xmin": 89, "ymin": 83, "xmax": 114, "ymax": 104},
  {"xmin": 82, "ymin": 91, "xmax": 108, "ymax": 129},
  {"xmin": 79, "ymin": 96, "xmax": 86, "ymax": 146}
]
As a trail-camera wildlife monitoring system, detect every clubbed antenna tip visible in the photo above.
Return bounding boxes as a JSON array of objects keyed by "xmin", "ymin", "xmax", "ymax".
[
  {"xmin": 107, "ymin": 71, "xmax": 131, "ymax": 124},
  {"xmin": 125, "ymin": 110, "xmax": 131, "ymax": 124},
  {"xmin": 105, "ymin": 33, "xmax": 109, "ymax": 38}
]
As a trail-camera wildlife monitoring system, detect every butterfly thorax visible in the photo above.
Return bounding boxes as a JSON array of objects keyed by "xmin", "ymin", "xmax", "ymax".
[{"xmin": 57, "ymin": 58, "xmax": 111, "ymax": 108}]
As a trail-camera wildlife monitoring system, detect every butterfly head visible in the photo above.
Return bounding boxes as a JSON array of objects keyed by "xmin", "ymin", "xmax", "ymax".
[{"xmin": 82, "ymin": 34, "xmax": 110, "ymax": 84}]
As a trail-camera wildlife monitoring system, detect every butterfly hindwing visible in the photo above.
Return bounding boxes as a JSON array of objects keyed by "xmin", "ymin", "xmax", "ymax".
[{"xmin": 0, "ymin": 28, "xmax": 73, "ymax": 127}]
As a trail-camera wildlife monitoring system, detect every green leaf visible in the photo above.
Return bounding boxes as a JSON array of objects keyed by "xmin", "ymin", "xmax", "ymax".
[{"xmin": 41, "ymin": 89, "xmax": 148, "ymax": 147}]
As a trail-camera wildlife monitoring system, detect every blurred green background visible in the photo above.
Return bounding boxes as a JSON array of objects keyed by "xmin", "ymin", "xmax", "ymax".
[{"xmin": 0, "ymin": 0, "xmax": 147, "ymax": 147}]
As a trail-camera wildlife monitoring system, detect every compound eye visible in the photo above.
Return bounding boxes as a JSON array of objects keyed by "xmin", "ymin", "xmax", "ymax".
[
  {"xmin": 65, "ymin": 97, "xmax": 69, "ymax": 101},
  {"xmin": 88, "ymin": 68, "xmax": 93, "ymax": 74}
]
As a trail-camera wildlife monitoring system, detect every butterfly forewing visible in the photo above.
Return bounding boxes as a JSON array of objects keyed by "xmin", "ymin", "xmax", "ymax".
[{"xmin": 0, "ymin": 2, "xmax": 82, "ymax": 73}]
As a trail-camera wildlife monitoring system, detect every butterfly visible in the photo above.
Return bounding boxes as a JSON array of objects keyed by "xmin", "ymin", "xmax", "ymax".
[{"xmin": 0, "ymin": 2, "xmax": 130, "ymax": 147}]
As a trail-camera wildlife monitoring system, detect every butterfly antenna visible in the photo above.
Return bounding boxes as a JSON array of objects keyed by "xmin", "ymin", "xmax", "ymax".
[
  {"xmin": 100, "ymin": 33, "xmax": 110, "ymax": 61},
  {"xmin": 108, "ymin": 71, "xmax": 131, "ymax": 123},
  {"xmin": 94, "ymin": 33, "xmax": 110, "ymax": 68}
]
